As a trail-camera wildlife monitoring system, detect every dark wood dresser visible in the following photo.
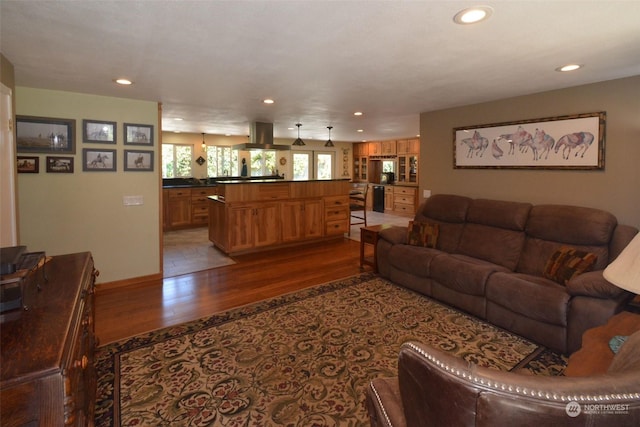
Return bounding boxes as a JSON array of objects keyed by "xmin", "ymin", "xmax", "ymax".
[{"xmin": 1, "ymin": 252, "xmax": 97, "ymax": 426}]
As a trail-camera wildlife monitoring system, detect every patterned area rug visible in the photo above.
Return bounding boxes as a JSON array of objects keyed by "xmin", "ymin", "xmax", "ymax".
[{"xmin": 95, "ymin": 274, "xmax": 566, "ymax": 426}]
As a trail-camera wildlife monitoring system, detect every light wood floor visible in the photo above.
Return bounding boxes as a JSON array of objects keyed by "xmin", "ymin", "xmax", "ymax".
[{"xmin": 95, "ymin": 238, "xmax": 368, "ymax": 345}]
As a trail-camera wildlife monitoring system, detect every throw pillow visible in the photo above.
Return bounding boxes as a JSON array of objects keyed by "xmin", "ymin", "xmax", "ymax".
[
  {"xmin": 543, "ymin": 246, "xmax": 598, "ymax": 285},
  {"xmin": 407, "ymin": 221, "xmax": 439, "ymax": 248}
]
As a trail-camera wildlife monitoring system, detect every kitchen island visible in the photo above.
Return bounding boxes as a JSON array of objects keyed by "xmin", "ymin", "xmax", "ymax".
[{"xmin": 208, "ymin": 179, "xmax": 351, "ymax": 255}]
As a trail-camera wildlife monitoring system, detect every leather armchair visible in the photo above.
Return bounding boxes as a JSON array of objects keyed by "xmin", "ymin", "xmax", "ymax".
[{"xmin": 367, "ymin": 333, "xmax": 640, "ymax": 427}]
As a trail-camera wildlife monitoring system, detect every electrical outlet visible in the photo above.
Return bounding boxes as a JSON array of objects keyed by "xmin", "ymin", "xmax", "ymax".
[{"xmin": 423, "ymin": 189, "xmax": 432, "ymax": 198}]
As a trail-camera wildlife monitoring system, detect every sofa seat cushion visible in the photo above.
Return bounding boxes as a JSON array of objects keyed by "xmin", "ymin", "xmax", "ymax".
[
  {"xmin": 430, "ymin": 254, "xmax": 508, "ymax": 296},
  {"xmin": 388, "ymin": 244, "xmax": 443, "ymax": 278},
  {"xmin": 486, "ymin": 272, "xmax": 570, "ymax": 326}
]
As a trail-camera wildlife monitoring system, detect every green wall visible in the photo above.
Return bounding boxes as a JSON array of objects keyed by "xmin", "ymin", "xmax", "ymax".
[
  {"xmin": 16, "ymin": 87, "xmax": 160, "ymax": 283},
  {"xmin": 420, "ymin": 75, "xmax": 640, "ymax": 230}
]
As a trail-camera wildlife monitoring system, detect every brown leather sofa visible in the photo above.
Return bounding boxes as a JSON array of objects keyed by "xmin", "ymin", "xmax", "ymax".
[
  {"xmin": 376, "ymin": 194, "xmax": 638, "ymax": 354},
  {"xmin": 366, "ymin": 333, "xmax": 640, "ymax": 427}
]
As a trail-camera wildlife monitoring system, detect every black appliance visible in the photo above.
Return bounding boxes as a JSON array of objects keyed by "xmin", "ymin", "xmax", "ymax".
[
  {"xmin": 380, "ymin": 172, "xmax": 395, "ymax": 185},
  {"xmin": 373, "ymin": 185, "xmax": 385, "ymax": 213}
]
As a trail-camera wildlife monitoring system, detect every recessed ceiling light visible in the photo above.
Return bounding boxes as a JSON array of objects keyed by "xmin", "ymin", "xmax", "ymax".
[
  {"xmin": 114, "ymin": 78, "xmax": 133, "ymax": 85},
  {"xmin": 453, "ymin": 6, "xmax": 493, "ymax": 24},
  {"xmin": 174, "ymin": 117, "xmax": 183, "ymax": 121},
  {"xmin": 556, "ymin": 64, "xmax": 582, "ymax": 72},
  {"xmin": 357, "ymin": 129, "xmax": 364, "ymax": 133},
  {"xmin": 263, "ymin": 99, "xmax": 275, "ymax": 104},
  {"xmin": 354, "ymin": 111, "xmax": 363, "ymax": 116}
]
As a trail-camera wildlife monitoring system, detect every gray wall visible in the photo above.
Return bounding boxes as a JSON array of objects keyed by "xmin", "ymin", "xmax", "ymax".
[{"xmin": 420, "ymin": 75, "xmax": 640, "ymax": 229}]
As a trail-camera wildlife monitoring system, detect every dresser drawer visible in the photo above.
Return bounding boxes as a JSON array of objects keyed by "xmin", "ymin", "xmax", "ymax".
[
  {"xmin": 393, "ymin": 203, "xmax": 414, "ymax": 214},
  {"xmin": 324, "ymin": 195, "xmax": 349, "ymax": 208},
  {"xmin": 325, "ymin": 206, "xmax": 348, "ymax": 221},
  {"xmin": 394, "ymin": 195, "xmax": 414, "ymax": 204},
  {"xmin": 325, "ymin": 219, "xmax": 349, "ymax": 235},
  {"xmin": 393, "ymin": 187, "xmax": 416, "ymax": 196}
]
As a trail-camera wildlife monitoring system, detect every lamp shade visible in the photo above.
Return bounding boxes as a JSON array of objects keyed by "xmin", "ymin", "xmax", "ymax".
[{"xmin": 603, "ymin": 233, "xmax": 640, "ymax": 294}]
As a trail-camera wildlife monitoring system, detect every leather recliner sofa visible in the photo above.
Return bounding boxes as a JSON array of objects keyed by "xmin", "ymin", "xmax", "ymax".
[
  {"xmin": 376, "ymin": 194, "xmax": 638, "ymax": 354},
  {"xmin": 366, "ymin": 332, "xmax": 640, "ymax": 427}
]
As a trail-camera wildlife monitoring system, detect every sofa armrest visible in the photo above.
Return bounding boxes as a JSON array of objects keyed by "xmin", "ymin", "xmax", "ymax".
[
  {"xmin": 378, "ymin": 226, "xmax": 408, "ymax": 245},
  {"xmin": 566, "ymin": 270, "xmax": 629, "ymax": 299},
  {"xmin": 367, "ymin": 378, "xmax": 407, "ymax": 427},
  {"xmin": 397, "ymin": 341, "xmax": 640, "ymax": 426}
]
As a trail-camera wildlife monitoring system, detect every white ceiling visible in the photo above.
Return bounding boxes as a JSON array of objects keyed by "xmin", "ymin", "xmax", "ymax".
[{"xmin": 2, "ymin": 1, "xmax": 639, "ymax": 142}]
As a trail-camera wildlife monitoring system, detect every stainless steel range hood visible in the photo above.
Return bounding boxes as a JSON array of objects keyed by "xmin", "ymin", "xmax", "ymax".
[{"xmin": 232, "ymin": 121, "xmax": 290, "ymax": 151}]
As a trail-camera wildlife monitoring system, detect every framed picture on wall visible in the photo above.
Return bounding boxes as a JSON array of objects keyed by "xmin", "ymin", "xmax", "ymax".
[
  {"xmin": 46, "ymin": 156, "xmax": 74, "ymax": 173},
  {"xmin": 17, "ymin": 156, "xmax": 39, "ymax": 173},
  {"xmin": 83, "ymin": 148, "xmax": 117, "ymax": 172},
  {"xmin": 124, "ymin": 150, "xmax": 154, "ymax": 171},
  {"xmin": 453, "ymin": 111, "xmax": 605, "ymax": 170},
  {"xmin": 83, "ymin": 119, "xmax": 117, "ymax": 144},
  {"xmin": 16, "ymin": 115, "xmax": 76, "ymax": 154},
  {"xmin": 124, "ymin": 123, "xmax": 154, "ymax": 146}
]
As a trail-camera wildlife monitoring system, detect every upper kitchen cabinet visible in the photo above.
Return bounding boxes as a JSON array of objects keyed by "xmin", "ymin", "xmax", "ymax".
[
  {"xmin": 380, "ymin": 140, "xmax": 397, "ymax": 156},
  {"xmin": 397, "ymin": 138, "xmax": 420, "ymax": 155}
]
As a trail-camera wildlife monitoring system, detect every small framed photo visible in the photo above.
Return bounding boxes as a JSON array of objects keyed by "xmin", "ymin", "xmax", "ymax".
[
  {"xmin": 124, "ymin": 150, "xmax": 154, "ymax": 171},
  {"xmin": 17, "ymin": 156, "xmax": 39, "ymax": 173},
  {"xmin": 83, "ymin": 119, "xmax": 116, "ymax": 144},
  {"xmin": 46, "ymin": 156, "xmax": 74, "ymax": 173},
  {"xmin": 124, "ymin": 123, "xmax": 154, "ymax": 146},
  {"xmin": 83, "ymin": 148, "xmax": 117, "ymax": 172},
  {"xmin": 16, "ymin": 115, "xmax": 75, "ymax": 154}
]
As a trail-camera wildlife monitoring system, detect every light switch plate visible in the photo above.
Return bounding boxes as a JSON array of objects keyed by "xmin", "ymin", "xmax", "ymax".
[
  {"xmin": 423, "ymin": 190, "xmax": 431, "ymax": 198},
  {"xmin": 123, "ymin": 195, "xmax": 143, "ymax": 206}
]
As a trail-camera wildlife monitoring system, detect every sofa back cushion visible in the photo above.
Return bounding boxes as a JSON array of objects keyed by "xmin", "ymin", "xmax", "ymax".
[
  {"xmin": 518, "ymin": 204, "xmax": 617, "ymax": 275},
  {"xmin": 414, "ymin": 194, "xmax": 471, "ymax": 253},
  {"xmin": 456, "ymin": 199, "xmax": 531, "ymax": 271}
]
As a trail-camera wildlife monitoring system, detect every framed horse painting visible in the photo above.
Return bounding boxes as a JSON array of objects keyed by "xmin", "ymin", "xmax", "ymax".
[
  {"xmin": 124, "ymin": 123, "xmax": 154, "ymax": 146},
  {"xmin": 83, "ymin": 148, "xmax": 117, "ymax": 172},
  {"xmin": 453, "ymin": 111, "xmax": 605, "ymax": 170},
  {"xmin": 16, "ymin": 116, "xmax": 76, "ymax": 154},
  {"xmin": 124, "ymin": 150, "xmax": 153, "ymax": 171}
]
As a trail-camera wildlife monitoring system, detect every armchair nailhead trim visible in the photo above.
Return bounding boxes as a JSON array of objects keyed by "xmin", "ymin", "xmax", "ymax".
[
  {"xmin": 370, "ymin": 383, "xmax": 394, "ymax": 427},
  {"xmin": 404, "ymin": 342, "xmax": 640, "ymax": 402}
]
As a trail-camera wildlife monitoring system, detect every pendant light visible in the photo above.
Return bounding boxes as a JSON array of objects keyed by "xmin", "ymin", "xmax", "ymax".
[
  {"xmin": 292, "ymin": 123, "xmax": 305, "ymax": 146},
  {"xmin": 201, "ymin": 133, "xmax": 206, "ymax": 150},
  {"xmin": 325, "ymin": 126, "xmax": 334, "ymax": 147}
]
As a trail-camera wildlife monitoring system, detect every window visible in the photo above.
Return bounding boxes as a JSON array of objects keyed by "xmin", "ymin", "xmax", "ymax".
[
  {"xmin": 162, "ymin": 144, "xmax": 192, "ymax": 178},
  {"xmin": 250, "ymin": 150, "xmax": 277, "ymax": 176},
  {"xmin": 315, "ymin": 152, "xmax": 334, "ymax": 180},
  {"xmin": 293, "ymin": 152, "xmax": 311, "ymax": 180},
  {"xmin": 206, "ymin": 146, "xmax": 238, "ymax": 177}
]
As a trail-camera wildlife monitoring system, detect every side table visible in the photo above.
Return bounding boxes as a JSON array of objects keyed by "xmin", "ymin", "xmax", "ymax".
[
  {"xmin": 360, "ymin": 224, "xmax": 394, "ymax": 272},
  {"xmin": 564, "ymin": 310, "xmax": 640, "ymax": 377}
]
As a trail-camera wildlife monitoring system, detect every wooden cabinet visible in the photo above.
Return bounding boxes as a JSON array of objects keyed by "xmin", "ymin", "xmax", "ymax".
[
  {"xmin": 191, "ymin": 187, "xmax": 217, "ymax": 226},
  {"xmin": 393, "ymin": 186, "xmax": 417, "ymax": 216},
  {"xmin": 166, "ymin": 188, "xmax": 191, "ymax": 229},
  {"xmin": 164, "ymin": 186, "xmax": 218, "ymax": 231},
  {"xmin": 353, "ymin": 143, "xmax": 369, "ymax": 182},
  {"xmin": 229, "ymin": 202, "xmax": 280, "ymax": 251},
  {"xmin": 1, "ymin": 253, "xmax": 97, "ymax": 427},
  {"xmin": 209, "ymin": 181, "xmax": 350, "ymax": 254},
  {"xmin": 380, "ymin": 140, "xmax": 397, "ymax": 156},
  {"xmin": 324, "ymin": 195, "xmax": 349, "ymax": 235},
  {"xmin": 384, "ymin": 186, "xmax": 394, "ymax": 211},
  {"xmin": 397, "ymin": 154, "xmax": 418, "ymax": 185},
  {"xmin": 281, "ymin": 199, "xmax": 324, "ymax": 242},
  {"xmin": 397, "ymin": 138, "xmax": 420, "ymax": 155},
  {"xmin": 368, "ymin": 141, "xmax": 382, "ymax": 156}
]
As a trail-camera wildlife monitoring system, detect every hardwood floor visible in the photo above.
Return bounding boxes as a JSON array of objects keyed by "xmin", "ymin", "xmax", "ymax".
[{"xmin": 95, "ymin": 238, "xmax": 368, "ymax": 345}]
